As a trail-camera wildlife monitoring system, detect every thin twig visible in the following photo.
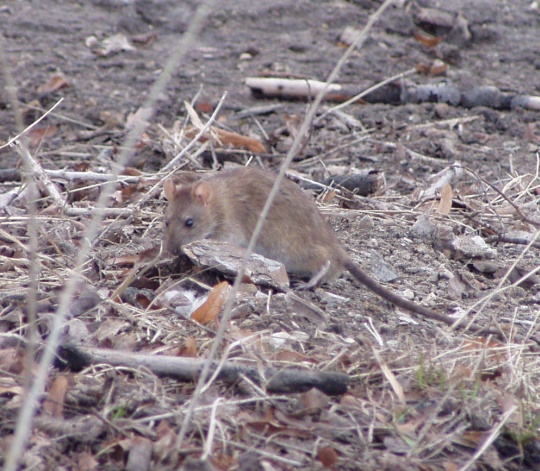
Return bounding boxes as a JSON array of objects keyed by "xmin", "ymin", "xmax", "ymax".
[
  {"xmin": 314, "ymin": 67, "xmax": 417, "ymax": 124},
  {"xmin": 466, "ymin": 166, "xmax": 540, "ymax": 228}
]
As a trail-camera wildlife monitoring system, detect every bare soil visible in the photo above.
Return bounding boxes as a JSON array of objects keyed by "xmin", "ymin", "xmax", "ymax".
[{"xmin": 1, "ymin": 0, "xmax": 540, "ymax": 470}]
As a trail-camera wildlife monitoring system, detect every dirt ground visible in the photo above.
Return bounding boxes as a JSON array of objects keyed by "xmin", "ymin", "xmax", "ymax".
[{"xmin": 1, "ymin": 0, "xmax": 540, "ymax": 470}]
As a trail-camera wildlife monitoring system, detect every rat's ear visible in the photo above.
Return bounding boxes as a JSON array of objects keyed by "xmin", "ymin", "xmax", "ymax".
[
  {"xmin": 193, "ymin": 181, "xmax": 212, "ymax": 206},
  {"xmin": 163, "ymin": 178, "xmax": 177, "ymax": 201}
]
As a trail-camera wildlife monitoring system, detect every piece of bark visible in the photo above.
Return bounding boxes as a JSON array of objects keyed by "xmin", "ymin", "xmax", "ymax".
[
  {"xmin": 59, "ymin": 343, "xmax": 349, "ymax": 396},
  {"xmin": 182, "ymin": 240, "xmax": 290, "ymax": 291}
]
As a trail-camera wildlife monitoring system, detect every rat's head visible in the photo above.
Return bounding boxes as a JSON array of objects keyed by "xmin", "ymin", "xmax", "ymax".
[{"xmin": 163, "ymin": 178, "xmax": 217, "ymax": 255}]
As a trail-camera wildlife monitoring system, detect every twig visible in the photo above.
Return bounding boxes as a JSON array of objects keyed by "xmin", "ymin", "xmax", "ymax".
[
  {"xmin": 163, "ymin": 92, "xmax": 228, "ymax": 172},
  {"xmin": 59, "ymin": 343, "xmax": 349, "ymax": 396},
  {"xmin": 14, "ymin": 143, "xmax": 67, "ymax": 208},
  {"xmin": 314, "ymin": 67, "xmax": 417, "ymax": 124},
  {"xmin": 17, "ymin": 99, "xmax": 98, "ymax": 130},
  {"xmin": 200, "ymin": 397, "xmax": 223, "ymax": 461},
  {"xmin": 466, "ymin": 167, "xmax": 540, "ymax": 228},
  {"xmin": 456, "ymin": 230, "xmax": 540, "ymax": 335},
  {"xmin": 45, "ymin": 169, "xmax": 141, "ymax": 183}
]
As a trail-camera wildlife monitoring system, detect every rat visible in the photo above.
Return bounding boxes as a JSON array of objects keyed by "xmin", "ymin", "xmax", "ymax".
[{"xmin": 162, "ymin": 166, "xmax": 483, "ymax": 330}]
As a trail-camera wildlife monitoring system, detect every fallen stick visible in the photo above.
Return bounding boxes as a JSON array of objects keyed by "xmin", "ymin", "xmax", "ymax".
[
  {"xmin": 14, "ymin": 143, "xmax": 67, "ymax": 208},
  {"xmin": 59, "ymin": 343, "xmax": 349, "ymax": 396},
  {"xmin": 246, "ymin": 77, "xmax": 540, "ymax": 111}
]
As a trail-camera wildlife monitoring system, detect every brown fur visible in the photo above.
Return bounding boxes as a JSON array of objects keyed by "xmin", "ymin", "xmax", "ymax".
[{"xmin": 163, "ymin": 167, "xmax": 348, "ymax": 281}]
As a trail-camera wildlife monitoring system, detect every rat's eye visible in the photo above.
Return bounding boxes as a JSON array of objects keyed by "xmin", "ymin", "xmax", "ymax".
[{"xmin": 185, "ymin": 218, "xmax": 194, "ymax": 228}]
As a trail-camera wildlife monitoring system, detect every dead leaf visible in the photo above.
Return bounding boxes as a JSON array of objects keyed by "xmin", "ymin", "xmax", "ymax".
[
  {"xmin": 321, "ymin": 189, "xmax": 337, "ymax": 204},
  {"xmin": 43, "ymin": 375, "xmax": 69, "ymax": 418},
  {"xmin": 76, "ymin": 451, "xmax": 100, "ymax": 471},
  {"xmin": 154, "ymin": 421, "xmax": 180, "ymax": 466},
  {"xmin": 442, "ymin": 462, "xmax": 459, "ymax": 471},
  {"xmin": 191, "ymin": 281, "xmax": 230, "ymax": 324},
  {"xmin": 37, "ymin": 74, "xmax": 69, "ymax": 95},
  {"xmin": 317, "ymin": 446, "xmax": 339, "ymax": 468},
  {"xmin": 414, "ymin": 30, "xmax": 444, "ymax": 47},
  {"xmin": 94, "ymin": 319, "xmax": 130, "ymax": 343},
  {"xmin": 457, "ymin": 430, "xmax": 490, "ymax": 448},
  {"xmin": 185, "ymin": 125, "xmax": 267, "ymax": 153},
  {"xmin": 437, "ymin": 183, "xmax": 453, "ymax": 214},
  {"xmin": 194, "ymin": 100, "xmax": 215, "ymax": 114},
  {"xmin": 0, "ymin": 348, "xmax": 25, "ymax": 374},
  {"xmin": 131, "ymin": 32, "xmax": 158, "ymax": 45},
  {"xmin": 28, "ymin": 126, "xmax": 58, "ymax": 148},
  {"xmin": 105, "ymin": 254, "xmax": 140, "ymax": 266},
  {"xmin": 417, "ymin": 59, "xmax": 448, "ymax": 76},
  {"xmin": 211, "ymin": 454, "xmax": 236, "ymax": 470},
  {"xmin": 247, "ymin": 409, "xmax": 311, "ymax": 438},
  {"xmin": 135, "ymin": 292, "xmax": 153, "ymax": 309},
  {"xmin": 294, "ymin": 388, "xmax": 329, "ymax": 416},
  {"xmin": 272, "ymin": 350, "xmax": 314, "ymax": 363}
]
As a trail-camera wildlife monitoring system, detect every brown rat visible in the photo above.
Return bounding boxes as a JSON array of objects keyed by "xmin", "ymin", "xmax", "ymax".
[{"xmin": 162, "ymin": 167, "xmax": 481, "ymax": 329}]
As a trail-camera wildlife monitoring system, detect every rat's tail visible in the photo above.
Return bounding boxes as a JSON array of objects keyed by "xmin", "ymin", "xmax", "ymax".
[{"xmin": 344, "ymin": 260, "xmax": 457, "ymax": 326}]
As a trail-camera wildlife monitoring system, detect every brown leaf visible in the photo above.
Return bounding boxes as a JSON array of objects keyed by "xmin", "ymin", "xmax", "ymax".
[
  {"xmin": 340, "ymin": 394, "xmax": 363, "ymax": 409},
  {"xmin": 76, "ymin": 451, "xmax": 99, "ymax": 471},
  {"xmin": 321, "ymin": 189, "xmax": 337, "ymax": 204},
  {"xmin": 211, "ymin": 453, "xmax": 236, "ymax": 470},
  {"xmin": 37, "ymin": 74, "xmax": 69, "ymax": 95},
  {"xmin": 442, "ymin": 462, "xmax": 459, "ymax": 471},
  {"xmin": 191, "ymin": 281, "xmax": 230, "ymax": 324},
  {"xmin": 0, "ymin": 348, "xmax": 25, "ymax": 374},
  {"xmin": 458, "ymin": 430, "xmax": 489, "ymax": 448},
  {"xmin": 317, "ymin": 446, "xmax": 339, "ymax": 468},
  {"xmin": 120, "ymin": 184, "xmax": 139, "ymax": 203},
  {"xmin": 135, "ymin": 292, "xmax": 153, "ymax": 309},
  {"xmin": 417, "ymin": 59, "xmax": 448, "ymax": 76},
  {"xmin": 43, "ymin": 374, "xmax": 69, "ymax": 418},
  {"xmin": 28, "ymin": 126, "xmax": 58, "ymax": 148},
  {"xmin": 194, "ymin": 100, "xmax": 215, "ymax": 114},
  {"xmin": 414, "ymin": 30, "xmax": 444, "ymax": 47},
  {"xmin": 246, "ymin": 409, "xmax": 312, "ymax": 438},
  {"xmin": 437, "ymin": 183, "xmax": 453, "ymax": 215},
  {"xmin": 185, "ymin": 126, "xmax": 267, "ymax": 153},
  {"xmin": 294, "ymin": 388, "xmax": 329, "ymax": 416},
  {"xmin": 131, "ymin": 32, "xmax": 157, "ymax": 45},
  {"xmin": 105, "ymin": 254, "xmax": 140, "ymax": 266},
  {"xmin": 272, "ymin": 350, "xmax": 314, "ymax": 363}
]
